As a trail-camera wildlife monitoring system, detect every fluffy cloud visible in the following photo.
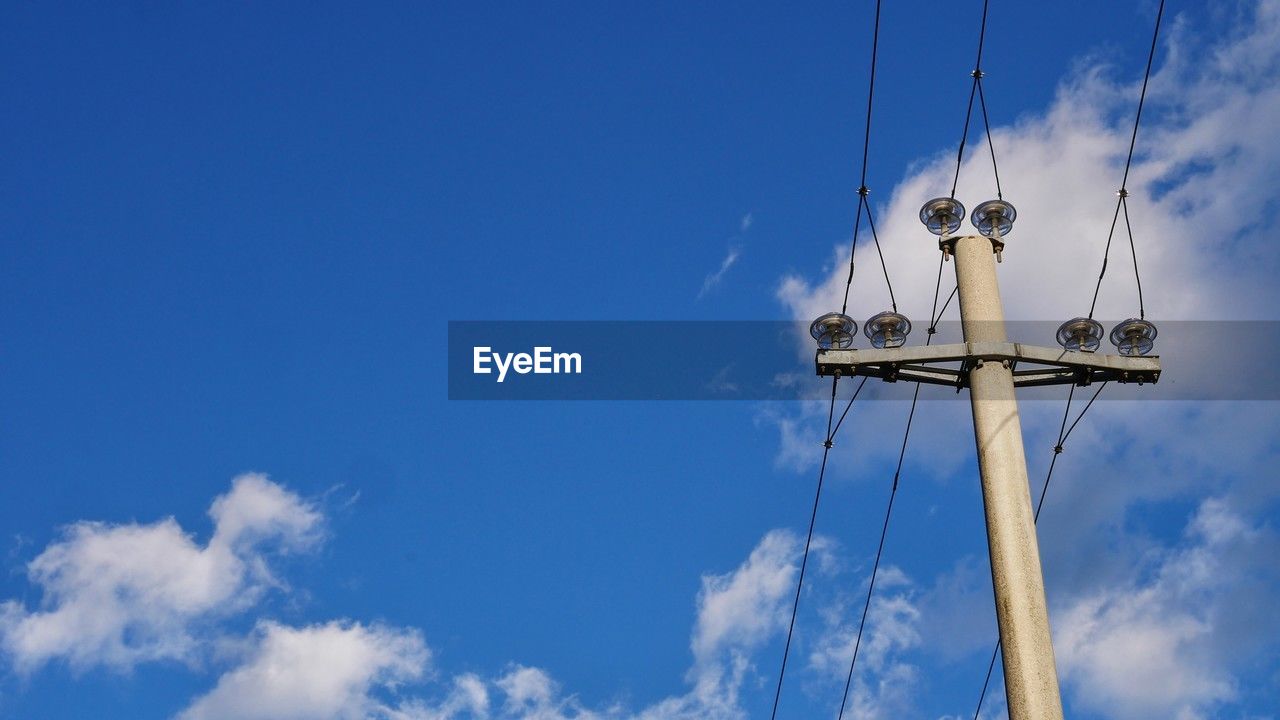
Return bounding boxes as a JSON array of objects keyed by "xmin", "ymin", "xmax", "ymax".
[
  {"xmin": 177, "ymin": 621, "xmax": 428, "ymax": 720},
  {"xmin": 804, "ymin": 565, "xmax": 923, "ymax": 720},
  {"xmin": 690, "ymin": 529, "xmax": 797, "ymax": 673},
  {"xmin": 180, "ymin": 530, "xmax": 805, "ymax": 720},
  {"xmin": 0, "ymin": 474, "xmax": 921, "ymax": 719},
  {"xmin": 0, "ymin": 473, "xmax": 321, "ymax": 673},
  {"xmin": 1054, "ymin": 498, "xmax": 1280, "ymax": 719}
]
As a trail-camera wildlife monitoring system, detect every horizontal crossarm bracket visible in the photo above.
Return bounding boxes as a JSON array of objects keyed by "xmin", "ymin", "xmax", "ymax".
[{"xmin": 815, "ymin": 342, "xmax": 1161, "ymax": 389}]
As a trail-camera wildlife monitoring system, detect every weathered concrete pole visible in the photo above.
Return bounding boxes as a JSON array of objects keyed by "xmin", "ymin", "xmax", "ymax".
[{"xmin": 951, "ymin": 232, "xmax": 1065, "ymax": 720}]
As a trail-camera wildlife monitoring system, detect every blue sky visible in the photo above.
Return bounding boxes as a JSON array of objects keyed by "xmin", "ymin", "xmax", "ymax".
[{"xmin": 2, "ymin": 1, "xmax": 1278, "ymax": 718}]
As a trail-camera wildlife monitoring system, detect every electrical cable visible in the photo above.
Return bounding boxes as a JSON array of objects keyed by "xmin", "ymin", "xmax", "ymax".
[
  {"xmin": 779, "ymin": 4, "xmax": 886, "ymax": 715},
  {"xmin": 926, "ymin": 253, "xmax": 960, "ymax": 343},
  {"xmin": 770, "ymin": 376, "xmax": 841, "ymax": 720},
  {"xmin": 975, "ymin": 78, "xmax": 1003, "ymax": 200},
  {"xmin": 832, "ymin": 377, "xmax": 872, "ymax": 440},
  {"xmin": 949, "ymin": 0, "xmax": 998, "ymax": 200},
  {"xmin": 835, "ymin": 380, "xmax": 923, "ymax": 720},
  {"xmin": 1087, "ymin": 0, "xmax": 1165, "ymax": 320},
  {"xmin": 840, "ymin": 0, "xmax": 894, "ymax": 316},
  {"xmin": 865, "ymin": 203, "xmax": 897, "ymax": 312},
  {"xmin": 770, "ymin": 373, "xmax": 873, "ymax": 718},
  {"xmin": 832, "ymin": 264, "xmax": 951, "ymax": 717}
]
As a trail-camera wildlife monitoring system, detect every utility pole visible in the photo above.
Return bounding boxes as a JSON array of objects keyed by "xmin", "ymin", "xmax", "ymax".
[{"xmin": 810, "ymin": 198, "xmax": 1160, "ymax": 720}]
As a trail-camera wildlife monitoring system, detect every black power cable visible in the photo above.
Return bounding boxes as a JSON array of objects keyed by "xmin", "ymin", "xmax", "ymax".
[
  {"xmin": 1087, "ymin": 0, "xmax": 1165, "ymax": 320},
  {"xmin": 840, "ymin": 0, "xmax": 896, "ymax": 316},
  {"xmin": 780, "ymin": 4, "xmax": 887, "ymax": 715},
  {"xmin": 770, "ymin": 376, "xmax": 868, "ymax": 719},
  {"xmin": 950, "ymin": 0, "xmax": 1003, "ymax": 201},
  {"xmin": 835, "ymin": 381, "xmax": 923, "ymax": 720},
  {"xmin": 829, "ymin": 219, "xmax": 962, "ymax": 717}
]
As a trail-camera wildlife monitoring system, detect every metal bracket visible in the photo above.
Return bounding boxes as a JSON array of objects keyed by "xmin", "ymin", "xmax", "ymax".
[
  {"xmin": 940, "ymin": 234, "xmax": 1004, "ymax": 262},
  {"xmin": 816, "ymin": 342, "xmax": 1160, "ymax": 389}
]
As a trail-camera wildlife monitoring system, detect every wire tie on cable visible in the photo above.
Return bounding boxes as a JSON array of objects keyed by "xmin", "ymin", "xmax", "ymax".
[
  {"xmin": 927, "ymin": 326, "xmax": 937, "ymax": 335},
  {"xmin": 971, "ymin": 69, "xmax": 984, "ymax": 79},
  {"xmin": 823, "ymin": 439, "xmax": 834, "ymax": 449},
  {"xmin": 1053, "ymin": 445, "xmax": 1064, "ymax": 454},
  {"xmin": 1117, "ymin": 188, "xmax": 1129, "ymax": 198},
  {"xmin": 857, "ymin": 185, "xmax": 870, "ymax": 197}
]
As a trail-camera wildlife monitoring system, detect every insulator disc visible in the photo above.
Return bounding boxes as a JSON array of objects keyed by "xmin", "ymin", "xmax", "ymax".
[
  {"xmin": 971, "ymin": 199, "xmax": 1017, "ymax": 238},
  {"xmin": 810, "ymin": 312, "xmax": 857, "ymax": 349},
  {"xmin": 1109, "ymin": 318, "xmax": 1157, "ymax": 356},
  {"xmin": 1056, "ymin": 317, "xmax": 1104, "ymax": 352},
  {"xmin": 864, "ymin": 310, "xmax": 912, "ymax": 349},
  {"xmin": 919, "ymin": 197, "xmax": 967, "ymax": 236}
]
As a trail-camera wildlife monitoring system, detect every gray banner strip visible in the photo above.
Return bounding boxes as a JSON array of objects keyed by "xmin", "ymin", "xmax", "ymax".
[{"xmin": 447, "ymin": 321, "xmax": 1278, "ymax": 401}]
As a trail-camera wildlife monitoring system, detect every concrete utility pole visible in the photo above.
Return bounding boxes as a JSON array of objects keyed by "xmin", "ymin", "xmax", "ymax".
[
  {"xmin": 813, "ymin": 202, "xmax": 1160, "ymax": 720},
  {"xmin": 952, "ymin": 230, "xmax": 1062, "ymax": 718}
]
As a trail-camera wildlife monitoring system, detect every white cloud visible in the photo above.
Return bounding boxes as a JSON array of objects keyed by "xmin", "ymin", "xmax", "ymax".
[
  {"xmin": 697, "ymin": 245, "xmax": 742, "ymax": 299},
  {"xmin": 0, "ymin": 476, "xmax": 924, "ymax": 720},
  {"xmin": 691, "ymin": 529, "xmax": 797, "ymax": 670},
  {"xmin": 0, "ymin": 473, "xmax": 321, "ymax": 673},
  {"xmin": 1053, "ymin": 497, "xmax": 1279, "ymax": 719},
  {"xmin": 807, "ymin": 566, "xmax": 923, "ymax": 720},
  {"xmin": 176, "ymin": 529, "xmax": 808, "ymax": 720},
  {"xmin": 210, "ymin": 473, "xmax": 323, "ymax": 552},
  {"xmin": 444, "ymin": 530, "xmax": 804, "ymax": 720},
  {"xmin": 177, "ymin": 620, "xmax": 428, "ymax": 720}
]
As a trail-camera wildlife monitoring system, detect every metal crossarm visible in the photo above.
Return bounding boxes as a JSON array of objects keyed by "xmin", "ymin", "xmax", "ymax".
[{"xmin": 816, "ymin": 342, "xmax": 1160, "ymax": 389}]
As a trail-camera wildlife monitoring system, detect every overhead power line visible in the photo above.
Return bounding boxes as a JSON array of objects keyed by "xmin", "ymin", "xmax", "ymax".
[
  {"xmin": 1087, "ymin": 0, "xmax": 1165, "ymax": 320},
  {"xmin": 778, "ymin": 4, "xmax": 888, "ymax": 715},
  {"xmin": 834, "ymin": 176, "xmax": 961, "ymax": 720},
  {"xmin": 835, "ymin": 381, "xmax": 922, "ymax": 720},
  {"xmin": 841, "ymin": 0, "xmax": 896, "ymax": 316},
  {"xmin": 949, "ymin": 0, "xmax": 1003, "ymax": 201},
  {"xmin": 769, "ymin": 376, "xmax": 868, "ymax": 720}
]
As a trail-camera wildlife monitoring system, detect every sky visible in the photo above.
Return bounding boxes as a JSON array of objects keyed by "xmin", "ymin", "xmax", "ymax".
[{"xmin": 1, "ymin": 1, "xmax": 1278, "ymax": 719}]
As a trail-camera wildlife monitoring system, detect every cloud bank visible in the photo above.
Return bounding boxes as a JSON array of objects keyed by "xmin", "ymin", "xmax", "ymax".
[{"xmin": 0, "ymin": 473, "xmax": 321, "ymax": 673}]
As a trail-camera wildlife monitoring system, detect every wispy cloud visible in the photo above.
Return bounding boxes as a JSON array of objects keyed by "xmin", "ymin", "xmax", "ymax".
[
  {"xmin": 698, "ymin": 213, "xmax": 753, "ymax": 300},
  {"xmin": 698, "ymin": 246, "xmax": 742, "ymax": 300}
]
